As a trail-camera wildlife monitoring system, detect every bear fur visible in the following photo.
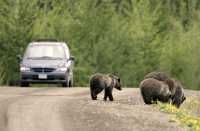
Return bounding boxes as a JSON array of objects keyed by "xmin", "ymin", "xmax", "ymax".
[
  {"xmin": 141, "ymin": 71, "xmax": 186, "ymax": 108},
  {"xmin": 144, "ymin": 71, "xmax": 170, "ymax": 81},
  {"xmin": 169, "ymin": 79, "xmax": 186, "ymax": 108},
  {"xmin": 90, "ymin": 73, "xmax": 122, "ymax": 101},
  {"xmin": 144, "ymin": 71, "xmax": 175, "ymax": 89},
  {"xmin": 139, "ymin": 78, "xmax": 172, "ymax": 104}
]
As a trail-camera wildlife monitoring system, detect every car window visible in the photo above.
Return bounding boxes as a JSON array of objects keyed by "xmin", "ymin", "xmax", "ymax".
[{"xmin": 25, "ymin": 44, "xmax": 66, "ymax": 59}]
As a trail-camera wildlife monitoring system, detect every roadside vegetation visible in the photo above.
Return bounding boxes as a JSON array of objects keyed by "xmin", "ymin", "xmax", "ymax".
[
  {"xmin": 0, "ymin": 0, "xmax": 200, "ymax": 89},
  {"xmin": 158, "ymin": 96, "xmax": 200, "ymax": 131}
]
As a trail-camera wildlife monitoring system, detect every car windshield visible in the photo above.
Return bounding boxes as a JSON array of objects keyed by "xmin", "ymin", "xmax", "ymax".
[{"xmin": 25, "ymin": 44, "xmax": 66, "ymax": 59}]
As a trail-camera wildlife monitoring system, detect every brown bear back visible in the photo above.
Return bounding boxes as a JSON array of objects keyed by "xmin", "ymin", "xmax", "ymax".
[
  {"xmin": 140, "ymin": 78, "xmax": 171, "ymax": 97},
  {"xmin": 144, "ymin": 71, "xmax": 170, "ymax": 81},
  {"xmin": 90, "ymin": 73, "xmax": 112, "ymax": 88}
]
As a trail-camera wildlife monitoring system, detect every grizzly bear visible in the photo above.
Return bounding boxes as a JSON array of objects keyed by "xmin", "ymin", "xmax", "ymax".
[
  {"xmin": 144, "ymin": 71, "xmax": 170, "ymax": 81},
  {"xmin": 139, "ymin": 78, "xmax": 172, "ymax": 104},
  {"xmin": 141, "ymin": 71, "xmax": 186, "ymax": 108},
  {"xmin": 90, "ymin": 73, "xmax": 122, "ymax": 101}
]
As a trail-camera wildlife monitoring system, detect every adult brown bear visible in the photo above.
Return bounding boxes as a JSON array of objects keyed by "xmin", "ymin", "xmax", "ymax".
[
  {"xmin": 90, "ymin": 73, "xmax": 122, "ymax": 101},
  {"xmin": 139, "ymin": 78, "xmax": 172, "ymax": 104},
  {"xmin": 141, "ymin": 72, "xmax": 186, "ymax": 108}
]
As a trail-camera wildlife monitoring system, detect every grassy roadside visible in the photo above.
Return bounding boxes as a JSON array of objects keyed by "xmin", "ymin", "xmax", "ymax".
[{"xmin": 157, "ymin": 97, "xmax": 200, "ymax": 131}]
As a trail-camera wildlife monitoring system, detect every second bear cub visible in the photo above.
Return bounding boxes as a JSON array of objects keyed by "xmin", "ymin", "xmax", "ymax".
[{"xmin": 90, "ymin": 73, "xmax": 122, "ymax": 101}]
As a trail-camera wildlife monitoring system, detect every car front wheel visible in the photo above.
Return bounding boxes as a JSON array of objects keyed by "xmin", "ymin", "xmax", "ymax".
[
  {"xmin": 62, "ymin": 81, "xmax": 69, "ymax": 87},
  {"xmin": 69, "ymin": 79, "xmax": 73, "ymax": 87},
  {"xmin": 20, "ymin": 82, "xmax": 29, "ymax": 87}
]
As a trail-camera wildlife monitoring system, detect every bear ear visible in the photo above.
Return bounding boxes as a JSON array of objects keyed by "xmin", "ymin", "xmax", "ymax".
[
  {"xmin": 108, "ymin": 74, "xmax": 114, "ymax": 78},
  {"xmin": 111, "ymin": 72, "xmax": 117, "ymax": 76},
  {"xmin": 112, "ymin": 72, "xmax": 120, "ymax": 78},
  {"xmin": 112, "ymin": 72, "xmax": 120, "ymax": 77}
]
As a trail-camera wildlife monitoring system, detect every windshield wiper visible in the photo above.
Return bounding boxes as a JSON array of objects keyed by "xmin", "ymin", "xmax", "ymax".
[
  {"xmin": 51, "ymin": 57, "xmax": 63, "ymax": 60},
  {"xmin": 27, "ymin": 56, "xmax": 63, "ymax": 60},
  {"xmin": 26, "ymin": 56, "xmax": 53, "ymax": 60},
  {"xmin": 27, "ymin": 57, "xmax": 37, "ymax": 59},
  {"xmin": 39, "ymin": 56, "xmax": 53, "ymax": 59}
]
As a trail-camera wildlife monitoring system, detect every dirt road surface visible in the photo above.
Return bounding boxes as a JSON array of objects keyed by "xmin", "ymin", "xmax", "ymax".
[{"xmin": 0, "ymin": 87, "xmax": 196, "ymax": 131}]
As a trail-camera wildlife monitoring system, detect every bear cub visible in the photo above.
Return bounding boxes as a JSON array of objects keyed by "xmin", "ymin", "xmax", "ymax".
[
  {"xmin": 140, "ymin": 78, "xmax": 172, "ymax": 104},
  {"xmin": 90, "ymin": 73, "xmax": 122, "ymax": 101}
]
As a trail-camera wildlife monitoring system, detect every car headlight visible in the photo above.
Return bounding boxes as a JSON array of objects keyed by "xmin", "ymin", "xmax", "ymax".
[
  {"xmin": 20, "ymin": 67, "xmax": 30, "ymax": 71},
  {"xmin": 57, "ymin": 67, "xmax": 68, "ymax": 72}
]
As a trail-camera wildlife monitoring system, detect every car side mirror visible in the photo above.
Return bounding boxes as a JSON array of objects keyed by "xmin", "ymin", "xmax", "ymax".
[
  {"xmin": 17, "ymin": 54, "xmax": 22, "ymax": 62},
  {"xmin": 69, "ymin": 56, "xmax": 75, "ymax": 61}
]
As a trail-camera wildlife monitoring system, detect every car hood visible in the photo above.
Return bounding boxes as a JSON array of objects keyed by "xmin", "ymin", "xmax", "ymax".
[{"xmin": 21, "ymin": 59, "xmax": 66, "ymax": 68}]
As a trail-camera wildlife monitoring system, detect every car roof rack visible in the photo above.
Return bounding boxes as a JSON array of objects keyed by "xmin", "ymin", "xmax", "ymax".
[{"xmin": 33, "ymin": 39, "xmax": 58, "ymax": 42}]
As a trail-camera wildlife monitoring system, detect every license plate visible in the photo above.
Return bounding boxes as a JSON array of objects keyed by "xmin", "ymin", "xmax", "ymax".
[{"xmin": 38, "ymin": 74, "xmax": 47, "ymax": 79}]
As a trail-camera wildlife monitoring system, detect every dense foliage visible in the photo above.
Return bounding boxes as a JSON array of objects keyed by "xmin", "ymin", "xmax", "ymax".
[{"xmin": 0, "ymin": 0, "xmax": 200, "ymax": 89}]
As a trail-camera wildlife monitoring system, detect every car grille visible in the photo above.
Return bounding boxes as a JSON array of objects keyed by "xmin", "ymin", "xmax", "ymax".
[{"xmin": 31, "ymin": 68, "xmax": 55, "ymax": 73}]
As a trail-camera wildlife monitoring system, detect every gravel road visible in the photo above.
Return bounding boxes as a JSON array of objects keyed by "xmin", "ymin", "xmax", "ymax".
[{"xmin": 0, "ymin": 87, "xmax": 195, "ymax": 131}]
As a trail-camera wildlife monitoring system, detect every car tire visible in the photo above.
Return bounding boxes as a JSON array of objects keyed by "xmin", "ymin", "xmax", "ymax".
[
  {"xmin": 62, "ymin": 81, "xmax": 69, "ymax": 88},
  {"xmin": 69, "ymin": 79, "xmax": 73, "ymax": 87},
  {"xmin": 20, "ymin": 82, "xmax": 29, "ymax": 87}
]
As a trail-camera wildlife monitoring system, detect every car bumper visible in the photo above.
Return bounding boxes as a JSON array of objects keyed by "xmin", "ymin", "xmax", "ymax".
[{"xmin": 20, "ymin": 72, "xmax": 68, "ymax": 84}]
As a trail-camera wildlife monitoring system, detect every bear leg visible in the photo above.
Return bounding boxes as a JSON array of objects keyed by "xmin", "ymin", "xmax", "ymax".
[
  {"xmin": 91, "ymin": 92, "xmax": 97, "ymax": 100},
  {"xmin": 108, "ymin": 88, "xmax": 114, "ymax": 101},
  {"xmin": 91, "ymin": 86, "xmax": 103, "ymax": 100},
  {"xmin": 141, "ymin": 90, "xmax": 152, "ymax": 104},
  {"xmin": 108, "ymin": 93, "xmax": 114, "ymax": 101},
  {"xmin": 143, "ymin": 96, "xmax": 152, "ymax": 104},
  {"xmin": 104, "ymin": 88, "xmax": 110, "ymax": 101}
]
